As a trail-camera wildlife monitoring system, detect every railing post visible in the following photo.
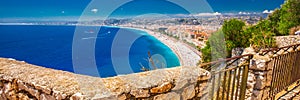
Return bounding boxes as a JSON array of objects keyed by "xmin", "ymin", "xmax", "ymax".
[
  {"xmin": 239, "ymin": 65, "xmax": 249, "ymax": 100},
  {"xmin": 201, "ymin": 54, "xmax": 253, "ymax": 100},
  {"xmin": 249, "ymin": 44, "xmax": 300, "ymax": 99},
  {"xmin": 247, "ymin": 54, "xmax": 273, "ymax": 100}
]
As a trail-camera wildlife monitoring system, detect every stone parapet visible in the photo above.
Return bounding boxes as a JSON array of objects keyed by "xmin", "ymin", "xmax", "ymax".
[
  {"xmin": 275, "ymin": 35, "xmax": 300, "ymax": 47},
  {"xmin": 0, "ymin": 58, "xmax": 210, "ymax": 100}
]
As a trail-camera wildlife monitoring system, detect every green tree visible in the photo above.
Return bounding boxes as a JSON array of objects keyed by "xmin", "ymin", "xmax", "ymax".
[
  {"xmin": 268, "ymin": 9, "xmax": 281, "ymax": 35},
  {"xmin": 247, "ymin": 20, "xmax": 277, "ymax": 50},
  {"xmin": 222, "ymin": 19, "xmax": 250, "ymax": 56},
  {"xmin": 201, "ymin": 30, "xmax": 226, "ymax": 63},
  {"xmin": 201, "ymin": 19, "xmax": 252, "ymax": 63},
  {"xmin": 222, "ymin": 19, "xmax": 246, "ymax": 46},
  {"xmin": 201, "ymin": 0, "xmax": 300, "ymax": 63},
  {"xmin": 267, "ymin": 0, "xmax": 300, "ymax": 35}
]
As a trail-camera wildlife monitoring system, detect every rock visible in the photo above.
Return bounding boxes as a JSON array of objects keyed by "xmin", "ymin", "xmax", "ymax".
[
  {"xmin": 17, "ymin": 81, "xmax": 27, "ymax": 91},
  {"xmin": 181, "ymin": 85, "xmax": 195, "ymax": 100},
  {"xmin": 0, "ymin": 81, "xmax": 3, "ymax": 87},
  {"xmin": 53, "ymin": 90, "xmax": 67, "ymax": 100},
  {"xmin": 17, "ymin": 93, "xmax": 30, "ymax": 100},
  {"xmin": 35, "ymin": 85, "xmax": 51, "ymax": 95},
  {"xmin": 91, "ymin": 95, "xmax": 118, "ymax": 100},
  {"xmin": 275, "ymin": 36, "xmax": 300, "ymax": 47},
  {"xmin": 197, "ymin": 72, "xmax": 210, "ymax": 81},
  {"xmin": 0, "ymin": 90, "xmax": 7, "ymax": 100},
  {"xmin": 150, "ymin": 82, "xmax": 173, "ymax": 94},
  {"xmin": 40, "ymin": 93, "xmax": 56, "ymax": 100},
  {"xmin": 0, "ymin": 57, "xmax": 211, "ymax": 100},
  {"xmin": 130, "ymin": 89, "xmax": 150, "ymax": 98},
  {"xmin": 7, "ymin": 90, "xmax": 17, "ymax": 100},
  {"xmin": 254, "ymin": 76, "xmax": 266, "ymax": 90},
  {"xmin": 154, "ymin": 92, "xmax": 180, "ymax": 100},
  {"xmin": 172, "ymin": 80, "xmax": 188, "ymax": 91},
  {"xmin": 197, "ymin": 82, "xmax": 208, "ymax": 93},
  {"xmin": 242, "ymin": 47, "xmax": 256, "ymax": 55},
  {"xmin": 11, "ymin": 79, "xmax": 18, "ymax": 90},
  {"xmin": 232, "ymin": 47, "xmax": 245, "ymax": 57},
  {"xmin": 28, "ymin": 87, "xmax": 40, "ymax": 99},
  {"xmin": 250, "ymin": 88, "xmax": 270, "ymax": 100},
  {"xmin": 4, "ymin": 83, "xmax": 12, "ymax": 94},
  {"xmin": 251, "ymin": 90, "xmax": 262, "ymax": 99},
  {"xmin": 17, "ymin": 80, "xmax": 40, "ymax": 99},
  {"xmin": 70, "ymin": 93, "xmax": 85, "ymax": 100},
  {"xmin": 249, "ymin": 56, "xmax": 271, "ymax": 71},
  {"xmin": 117, "ymin": 94, "xmax": 127, "ymax": 100},
  {"xmin": 197, "ymin": 88, "xmax": 208, "ymax": 98}
]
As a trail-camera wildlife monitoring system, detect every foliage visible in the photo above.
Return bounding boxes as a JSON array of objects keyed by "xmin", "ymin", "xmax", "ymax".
[
  {"xmin": 267, "ymin": 0, "xmax": 300, "ymax": 35},
  {"xmin": 222, "ymin": 19, "xmax": 250, "ymax": 57},
  {"xmin": 247, "ymin": 20, "xmax": 277, "ymax": 49},
  {"xmin": 201, "ymin": 30, "xmax": 227, "ymax": 63},
  {"xmin": 201, "ymin": 0, "xmax": 300, "ymax": 63},
  {"xmin": 222, "ymin": 19, "xmax": 248, "ymax": 47},
  {"xmin": 267, "ymin": 9, "xmax": 281, "ymax": 35},
  {"xmin": 201, "ymin": 19, "xmax": 252, "ymax": 63},
  {"xmin": 201, "ymin": 19, "xmax": 274, "ymax": 63},
  {"xmin": 252, "ymin": 31, "xmax": 277, "ymax": 49}
]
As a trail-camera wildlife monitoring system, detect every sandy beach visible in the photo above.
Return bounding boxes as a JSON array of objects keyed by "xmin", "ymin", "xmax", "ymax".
[{"xmin": 120, "ymin": 26, "xmax": 202, "ymax": 67}]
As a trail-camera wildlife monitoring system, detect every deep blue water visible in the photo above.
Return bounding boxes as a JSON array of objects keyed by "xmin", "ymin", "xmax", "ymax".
[{"xmin": 0, "ymin": 25, "xmax": 180, "ymax": 77}]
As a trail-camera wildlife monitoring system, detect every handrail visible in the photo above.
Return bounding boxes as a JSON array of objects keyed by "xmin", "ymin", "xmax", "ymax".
[
  {"xmin": 199, "ymin": 54, "xmax": 253, "ymax": 70},
  {"xmin": 259, "ymin": 43, "xmax": 300, "ymax": 56},
  {"xmin": 203, "ymin": 54, "xmax": 253, "ymax": 100},
  {"xmin": 199, "ymin": 43, "xmax": 300, "ymax": 99}
]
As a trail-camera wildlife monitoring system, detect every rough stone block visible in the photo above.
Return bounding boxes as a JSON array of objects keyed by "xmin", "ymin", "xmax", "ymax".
[
  {"xmin": 150, "ymin": 82, "xmax": 173, "ymax": 94},
  {"xmin": 154, "ymin": 92, "xmax": 180, "ymax": 100},
  {"xmin": 181, "ymin": 85, "xmax": 195, "ymax": 100},
  {"xmin": 172, "ymin": 80, "xmax": 188, "ymax": 91},
  {"xmin": 40, "ymin": 93, "xmax": 55, "ymax": 100},
  {"xmin": 130, "ymin": 89, "xmax": 150, "ymax": 98}
]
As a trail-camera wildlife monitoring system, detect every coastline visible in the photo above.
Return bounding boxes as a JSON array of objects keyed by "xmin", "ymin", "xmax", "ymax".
[
  {"xmin": 119, "ymin": 26, "xmax": 201, "ymax": 66},
  {"xmin": 0, "ymin": 24, "xmax": 201, "ymax": 67}
]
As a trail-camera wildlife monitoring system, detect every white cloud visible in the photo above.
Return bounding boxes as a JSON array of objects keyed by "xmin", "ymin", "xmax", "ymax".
[
  {"xmin": 238, "ymin": 12, "xmax": 251, "ymax": 15},
  {"xmin": 263, "ymin": 10, "xmax": 274, "ymax": 14},
  {"xmin": 194, "ymin": 12, "xmax": 221, "ymax": 16},
  {"xmin": 91, "ymin": 9, "xmax": 98, "ymax": 13},
  {"xmin": 214, "ymin": 12, "xmax": 221, "ymax": 15}
]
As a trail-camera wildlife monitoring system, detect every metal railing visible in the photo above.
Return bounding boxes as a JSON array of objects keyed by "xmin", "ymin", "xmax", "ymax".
[
  {"xmin": 261, "ymin": 44, "xmax": 300, "ymax": 99},
  {"xmin": 199, "ymin": 44, "xmax": 300, "ymax": 100},
  {"xmin": 259, "ymin": 43, "xmax": 300, "ymax": 56},
  {"xmin": 200, "ymin": 54, "xmax": 253, "ymax": 100}
]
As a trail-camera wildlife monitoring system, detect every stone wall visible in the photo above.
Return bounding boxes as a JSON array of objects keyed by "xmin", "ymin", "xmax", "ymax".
[
  {"xmin": 275, "ymin": 35, "xmax": 300, "ymax": 47},
  {"xmin": 243, "ymin": 37, "xmax": 300, "ymax": 100},
  {"xmin": 0, "ymin": 58, "xmax": 210, "ymax": 100},
  {"xmin": 3, "ymin": 36, "xmax": 298, "ymax": 100},
  {"xmin": 247, "ymin": 55, "xmax": 273, "ymax": 100}
]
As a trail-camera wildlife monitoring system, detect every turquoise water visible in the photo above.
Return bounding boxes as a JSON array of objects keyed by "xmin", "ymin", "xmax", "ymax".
[{"xmin": 0, "ymin": 25, "xmax": 180, "ymax": 77}]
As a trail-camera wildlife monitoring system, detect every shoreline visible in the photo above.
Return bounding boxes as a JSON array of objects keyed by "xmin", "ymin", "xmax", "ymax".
[
  {"xmin": 0, "ymin": 24, "xmax": 201, "ymax": 67},
  {"xmin": 119, "ymin": 26, "xmax": 201, "ymax": 66}
]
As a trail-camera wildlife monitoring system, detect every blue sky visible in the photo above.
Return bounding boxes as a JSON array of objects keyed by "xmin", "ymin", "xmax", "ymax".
[
  {"xmin": 207, "ymin": 0, "xmax": 285, "ymax": 13},
  {"xmin": 0, "ymin": 0, "xmax": 285, "ymax": 19}
]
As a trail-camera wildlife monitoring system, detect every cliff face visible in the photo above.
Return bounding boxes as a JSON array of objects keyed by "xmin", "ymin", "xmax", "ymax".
[{"xmin": 0, "ymin": 58, "xmax": 210, "ymax": 100}]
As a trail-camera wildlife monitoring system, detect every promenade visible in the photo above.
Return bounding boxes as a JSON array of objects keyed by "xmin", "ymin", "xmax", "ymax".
[{"xmin": 139, "ymin": 28, "xmax": 201, "ymax": 66}]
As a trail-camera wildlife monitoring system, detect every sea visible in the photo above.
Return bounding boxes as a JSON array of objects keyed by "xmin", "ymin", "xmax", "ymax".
[{"xmin": 0, "ymin": 25, "xmax": 180, "ymax": 78}]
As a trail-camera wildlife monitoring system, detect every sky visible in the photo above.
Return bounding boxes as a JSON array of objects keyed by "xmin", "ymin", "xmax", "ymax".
[{"xmin": 0, "ymin": 0, "xmax": 285, "ymax": 21}]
